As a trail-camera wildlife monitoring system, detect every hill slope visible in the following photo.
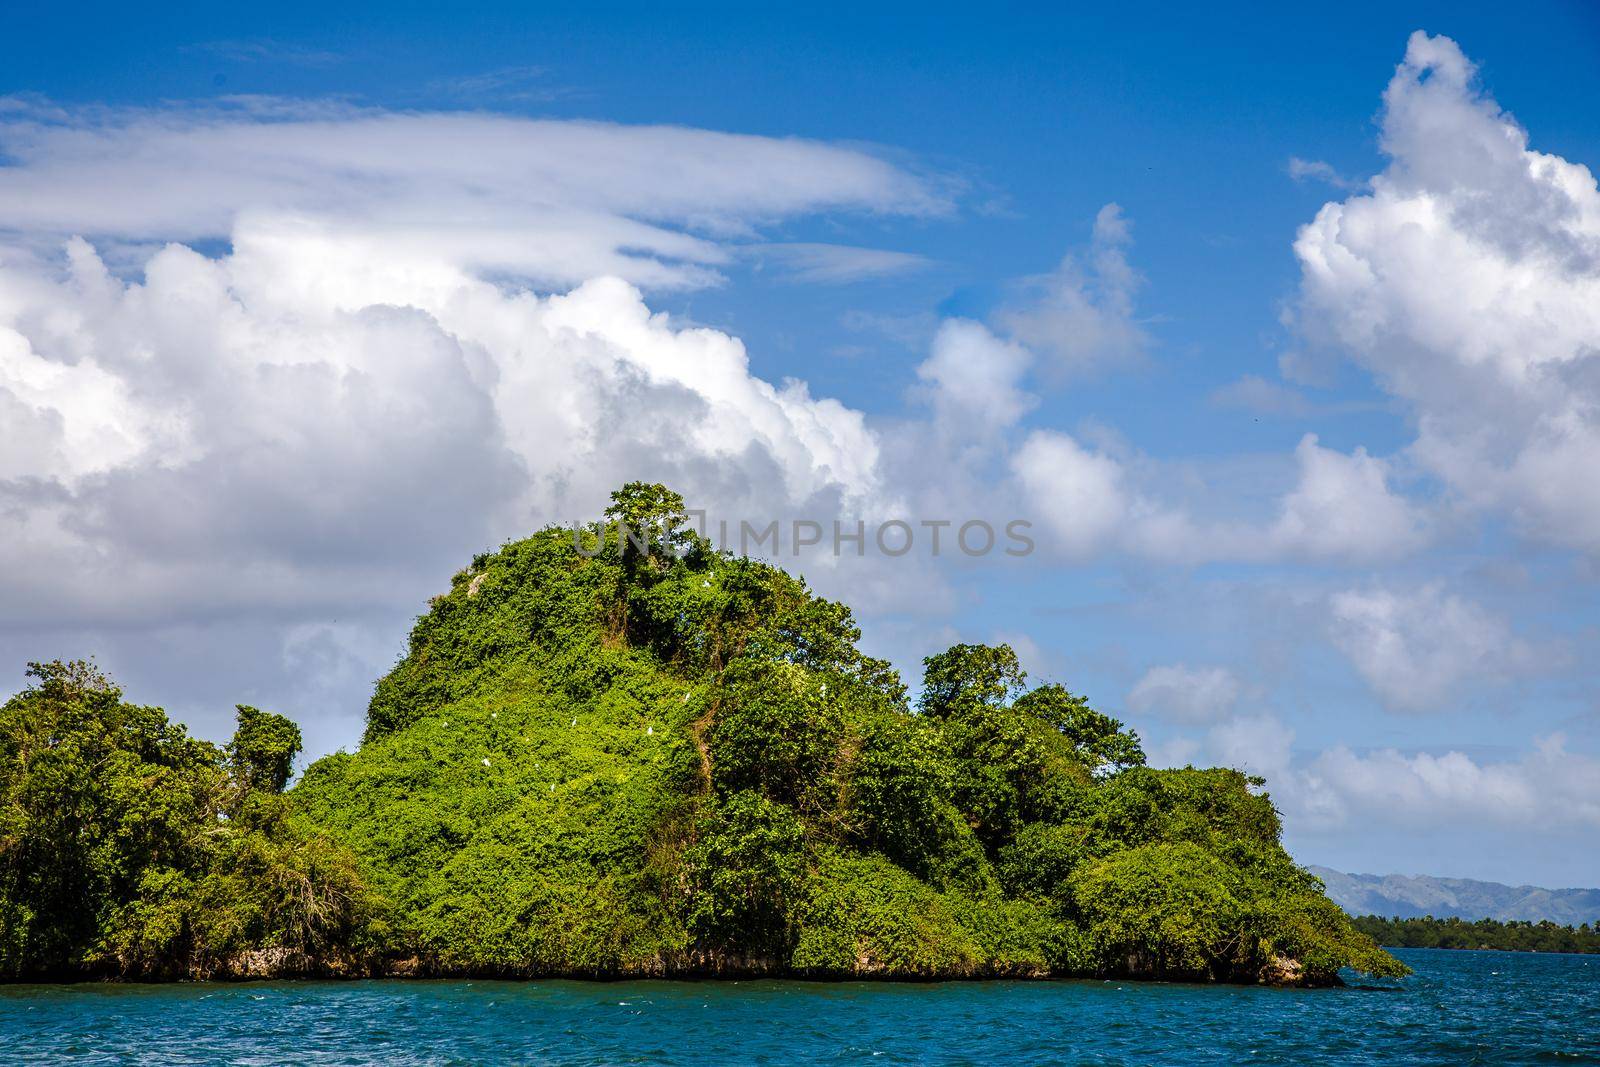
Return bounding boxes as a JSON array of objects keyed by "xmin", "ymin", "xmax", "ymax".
[
  {"xmin": 1311, "ymin": 867, "xmax": 1600, "ymax": 925},
  {"xmin": 288, "ymin": 484, "xmax": 1400, "ymax": 984}
]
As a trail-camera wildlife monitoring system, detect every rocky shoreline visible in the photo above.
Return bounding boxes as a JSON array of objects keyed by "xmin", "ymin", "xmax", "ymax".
[{"xmin": 24, "ymin": 949, "xmax": 1338, "ymax": 988}]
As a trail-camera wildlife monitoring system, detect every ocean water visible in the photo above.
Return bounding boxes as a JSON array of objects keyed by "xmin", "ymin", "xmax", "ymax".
[{"xmin": 2, "ymin": 949, "xmax": 1594, "ymax": 1065}]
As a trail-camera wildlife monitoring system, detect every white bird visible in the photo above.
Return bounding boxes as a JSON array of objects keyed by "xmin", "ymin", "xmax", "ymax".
[
  {"xmin": 571, "ymin": 718, "xmax": 577, "ymax": 727},
  {"xmin": 491, "ymin": 712, "xmax": 498, "ymax": 720},
  {"xmin": 681, "ymin": 692, "xmax": 690, "ymax": 703},
  {"xmin": 481, "ymin": 758, "xmax": 491, "ymax": 767},
  {"xmin": 647, "ymin": 726, "xmax": 654, "ymax": 736}
]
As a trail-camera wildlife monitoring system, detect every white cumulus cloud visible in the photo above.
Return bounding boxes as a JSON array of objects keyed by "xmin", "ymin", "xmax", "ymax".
[
  {"xmin": 1008, "ymin": 430, "xmax": 1132, "ymax": 559},
  {"xmin": 0, "ymin": 227, "xmax": 897, "ymax": 627},
  {"xmin": 1294, "ymin": 31, "xmax": 1600, "ymax": 553},
  {"xmin": 916, "ymin": 319, "xmax": 1036, "ymax": 435},
  {"xmin": 0, "ymin": 209, "xmax": 917, "ymax": 761},
  {"xmin": 1269, "ymin": 434, "xmax": 1427, "ymax": 562}
]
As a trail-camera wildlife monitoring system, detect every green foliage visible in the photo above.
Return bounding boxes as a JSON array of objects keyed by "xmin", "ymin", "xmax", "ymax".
[
  {"xmin": 97, "ymin": 794, "xmax": 368, "ymax": 977},
  {"xmin": 917, "ymin": 643, "xmax": 1026, "ymax": 718},
  {"xmin": 999, "ymin": 821, "xmax": 1091, "ymax": 899},
  {"xmin": 687, "ymin": 791, "xmax": 806, "ymax": 959},
  {"xmin": 1070, "ymin": 842, "xmax": 1246, "ymax": 979},
  {"xmin": 0, "ymin": 484, "xmax": 1405, "ymax": 984},
  {"xmin": 845, "ymin": 712, "xmax": 952, "ymax": 867},
  {"xmin": 706, "ymin": 661, "xmax": 842, "ymax": 814},
  {"xmin": 228, "ymin": 705, "xmax": 302, "ymax": 795},
  {"xmin": 792, "ymin": 849, "xmax": 986, "ymax": 975},
  {"xmin": 0, "ymin": 660, "xmax": 364, "ymax": 978},
  {"xmin": 1353, "ymin": 914, "xmax": 1600, "ymax": 954},
  {"xmin": 936, "ymin": 694, "xmax": 1089, "ymax": 851},
  {"xmin": 1013, "ymin": 684, "xmax": 1146, "ymax": 776},
  {"xmin": 604, "ymin": 482, "xmax": 692, "ymax": 557}
]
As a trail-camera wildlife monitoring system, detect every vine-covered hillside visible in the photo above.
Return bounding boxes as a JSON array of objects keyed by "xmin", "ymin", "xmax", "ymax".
[{"xmin": 0, "ymin": 484, "xmax": 1405, "ymax": 984}]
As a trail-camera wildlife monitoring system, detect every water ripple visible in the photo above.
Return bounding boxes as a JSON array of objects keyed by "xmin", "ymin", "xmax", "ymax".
[{"xmin": 0, "ymin": 950, "xmax": 1594, "ymax": 1065}]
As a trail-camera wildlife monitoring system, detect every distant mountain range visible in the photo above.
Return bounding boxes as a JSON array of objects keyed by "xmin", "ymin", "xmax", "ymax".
[{"xmin": 1310, "ymin": 866, "xmax": 1600, "ymax": 926}]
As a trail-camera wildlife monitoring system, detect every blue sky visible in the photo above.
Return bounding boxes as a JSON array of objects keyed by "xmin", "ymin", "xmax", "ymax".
[{"xmin": 3, "ymin": 3, "xmax": 1599, "ymax": 886}]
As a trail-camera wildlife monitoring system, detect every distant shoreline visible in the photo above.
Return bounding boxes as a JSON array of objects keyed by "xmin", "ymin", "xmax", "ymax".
[{"xmin": 1356, "ymin": 915, "xmax": 1599, "ymax": 955}]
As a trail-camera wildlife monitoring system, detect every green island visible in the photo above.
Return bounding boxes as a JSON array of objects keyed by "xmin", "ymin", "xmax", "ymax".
[
  {"xmin": 0, "ymin": 485, "xmax": 1405, "ymax": 986},
  {"xmin": 1354, "ymin": 915, "xmax": 1600, "ymax": 955}
]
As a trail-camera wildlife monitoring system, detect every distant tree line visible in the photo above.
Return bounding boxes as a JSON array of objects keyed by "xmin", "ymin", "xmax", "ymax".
[{"xmin": 1353, "ymin": 914, "xmax": 1600, "ymax": 954}]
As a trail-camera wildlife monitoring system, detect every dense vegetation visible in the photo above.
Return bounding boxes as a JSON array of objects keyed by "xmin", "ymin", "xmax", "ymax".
[
  {"xmin": 1354, "ymin": 915, "xmax": 1600, "ymax": 954},
  {"xmin": 0, "ymin": 484, "xmax": 1404, "ymax": 984},
  {"xmin": 0, "ymin": 662, "xmax": 364, "ymax": 978}
]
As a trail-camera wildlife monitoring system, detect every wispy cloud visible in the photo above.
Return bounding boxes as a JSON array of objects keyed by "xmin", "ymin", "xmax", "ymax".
[
  {"xmin": 1328, "ymin": 583, "xmax": 1553, "ymax": 711},
  {"xmin": 748, "ymin": 242, "xmax": 931, "ymax": 283},
  {"xmin": 0, "ymin": 97, "xmax": 951, "ymax": 290},
  {"xmin": 1128, "ymin": 664, "xmax": 1243, "ymax": 723},
  {"xmin": 1287, "ymin": 155, "xmax": 1361, "ymax": 190},
  {"xmin": 839, "ymin": 309, "xmax": 939, "ymax": 349},
  {"xmin": 995, "ymin": 203, "xmax": 1149, "ymax": 379},
  {"xmin": 184, "ymin": 39, "xmax": 345, "ymax": 67},
  {"xmin": 424, "ymin": 66, "xmax": 572, "ymax": 103},
  {"xmin": 1210, "ymin": 374, "xmax": 1315, "ymax": 416},
  {"xmin": 1208, "ymin": 374, "xmax": 1388, "ymax": 418}
]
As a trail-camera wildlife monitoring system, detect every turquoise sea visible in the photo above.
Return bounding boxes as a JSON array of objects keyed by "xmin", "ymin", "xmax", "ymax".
[{"xmin": 3, "ymin": 950, "xmax": 1594, "ymax": 1065}]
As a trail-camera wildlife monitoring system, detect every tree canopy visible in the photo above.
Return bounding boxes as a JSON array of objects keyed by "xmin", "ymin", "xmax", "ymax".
[
  {"xmin": 228, "ymin": 705, "xmax": 303, "ymax": 795},
  {"xmin": 0, "ymin": 662, "xmax": 359, "ymax": 978}
]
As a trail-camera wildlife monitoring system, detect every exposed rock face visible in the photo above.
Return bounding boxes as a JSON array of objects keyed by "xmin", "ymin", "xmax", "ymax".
[
  {"xmin": 219, "ymin": 948, "xmax": 314, "ymax": 979},
  {"xmin": 1258, "ymin": 955, "xmax": 1306, "ymax": 986},
  {"xmin": 132, "ymin": 952, "xmax": 1155, "ymax": 983}
]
